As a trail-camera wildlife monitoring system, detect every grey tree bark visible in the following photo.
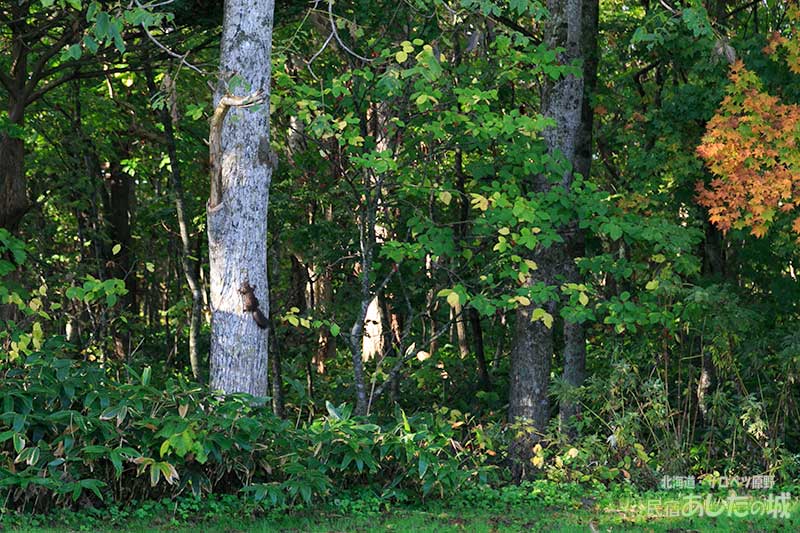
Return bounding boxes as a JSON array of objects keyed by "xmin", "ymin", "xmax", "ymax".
[
  {"xmin": 207, "ymin": 0, "xmax": 276, "ymax": 396},
  {"xmin": 508, "ymin": 0, "xmax": 598, "ymax": 479},
  {"xmin": 348, "ymin": 188, "xmax": 375, "ymax": 414},
  {"xmin": 559, "ymin": 0, "xmax": 599, "ymax": 438}
]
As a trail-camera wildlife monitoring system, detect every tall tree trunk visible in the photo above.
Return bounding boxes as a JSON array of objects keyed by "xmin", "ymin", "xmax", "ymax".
[
  {"xmin": 146, "ymin": 68, "xmax": 204, "ymax": 381},
  {"xmin": 208, "ymin": 0, "xmax": 276, "ymax": 396},
  {"xmin": 269, "ymin": 315, "xmax": 285, "ymax": 417},
  {"xmin": 0, "ymin": 65, "xmax": 27, "ymax": 322},
  {"xmin": 453, "ymin": 301, "xmax": 470, "ymax": 358},
  {"xmin": 312, "ymin": 205, "xmax": 336, "ymax": 373},
  {"xmin": 508, "ymin": 252, "xmax": 559, "ymax": 479},
  {"xmin": 348, "ymin": 105, "xmax": 382, "ymax": 415},
  {"xmin": 0, "ymin": 126, "xmax": 26, "ymax": 323},
  {"xmin": 267, "ymin": 234, "xmax": 285, "ymax": 417},
  {"xmin": 1, "ymin": 2, "xmax": 87, "ymax": 232},
  {"xmin": 470, "ymin": 308, "xmax": 491, "ymax": 390},
  {"xmin": 105, "ymin": 149, "xmax": 137, "ymax": 310},
  {"xmin": 0, "ymin": 7, "xmax": 30, "ymax": 233},
  {"xmin": 559, "ymin": 0, "xmax": 599, "ymax": 438},
  {"xmin": 508, "ymin": 0, "xmax": 598, "ymax": 480},
  {"xmin": 425, "ymin": 253, "xmax": 440, "ymax": 357},
  {"xmin": 102, "ymin": 143, "xmax": 136, "ymax": 360},
  {"xmin": 0, "ymin": 133, "xmax": 26, "ymax": 231},
  {"xmin": 312, "ymin": 269, "xmax": 336, "ymax": 372},
  {"xmin": 350, "ymin": 252, "xmax": 371, "ymax": 414},
  {"xmin": 697, "ymin": 349, "xmax": 714, "ymax": 420}
]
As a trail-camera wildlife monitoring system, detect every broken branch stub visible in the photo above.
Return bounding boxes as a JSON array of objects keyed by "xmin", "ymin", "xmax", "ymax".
[{"xmin": 208, "ymin": 91, "xmax": 266, "ymax": 208}]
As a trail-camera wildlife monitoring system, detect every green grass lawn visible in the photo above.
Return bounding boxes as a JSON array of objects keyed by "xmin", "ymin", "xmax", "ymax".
[
  {"xmin": 178, "ymin": 506, "xmax": 799, "ymax": 532},
  {"xmin": 7, "ymin": 489, "xmax": 799, "ymax": 532}
]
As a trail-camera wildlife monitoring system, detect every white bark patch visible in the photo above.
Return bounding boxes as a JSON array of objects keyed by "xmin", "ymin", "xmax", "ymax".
[{"xmin": 362, "ymin": 296, "xmax": 384, "ymax": 362}]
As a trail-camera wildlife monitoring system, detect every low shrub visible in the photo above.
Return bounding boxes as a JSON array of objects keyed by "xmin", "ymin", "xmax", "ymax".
[{"xmin": 0, "ymin": 354, "xmax": 499, "ymax": 513}]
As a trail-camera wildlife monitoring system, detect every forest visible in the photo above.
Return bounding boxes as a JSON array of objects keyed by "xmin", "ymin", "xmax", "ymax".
[{"xmin": 1, "ymin": 0, "xmax": 799, "ymax": 531}]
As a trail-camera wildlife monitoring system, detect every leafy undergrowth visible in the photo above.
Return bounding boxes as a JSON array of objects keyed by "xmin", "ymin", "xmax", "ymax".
[
  {"xmin": 3, "ymin": 483, "xmax": 799, "ymax": 532},
  {"xmin": 0, "ymin": 355, "xmax": 499, "ymax": 513}
]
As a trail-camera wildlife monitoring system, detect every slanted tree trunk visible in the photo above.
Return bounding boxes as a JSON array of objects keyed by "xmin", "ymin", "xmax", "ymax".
[
  {"xmin": 207, "ymin": 0, "xmax": 276, "ymax": 396},
  {"xmin": 508, "ymin": 0, "xmax": 598, "ymax": 480},
  {"xmin": 146, "ymin": 68, "xmax": 204, "ymax": 381},
  {"xmin": 559, "ymin": 0, "xmax": 599, "ymax": 438}
]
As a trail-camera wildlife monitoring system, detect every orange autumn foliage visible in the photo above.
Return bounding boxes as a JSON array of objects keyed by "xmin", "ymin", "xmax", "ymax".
[
  {"xmin": 764, "ymin": 3, "xmax": 800, "ymax": 74},
  {"xmin": 696, "ymin": 61, "xmax": 800, "ymax": 237}
]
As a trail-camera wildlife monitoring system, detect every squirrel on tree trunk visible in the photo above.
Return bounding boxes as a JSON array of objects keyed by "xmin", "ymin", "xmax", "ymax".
[{"xmin": 239, "ymin": 280, "xmax": 268, "ymax": 329}]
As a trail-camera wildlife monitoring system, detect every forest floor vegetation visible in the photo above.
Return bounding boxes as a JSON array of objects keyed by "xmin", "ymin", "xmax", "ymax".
[{"xmin": 3, "ymin": 484, "xmax": 799, "ymax": 532}]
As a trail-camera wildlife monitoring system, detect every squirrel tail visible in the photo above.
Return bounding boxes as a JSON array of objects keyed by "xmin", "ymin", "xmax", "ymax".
[{"xmin": 252, "ymin": 309, "xmax": 269, "ymax": 329}]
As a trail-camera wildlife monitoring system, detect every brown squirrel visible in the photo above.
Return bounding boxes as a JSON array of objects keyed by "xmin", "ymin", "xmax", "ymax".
[{"xmin": 238, "ymin": 281, "xmax": 268, "ymax": 329}]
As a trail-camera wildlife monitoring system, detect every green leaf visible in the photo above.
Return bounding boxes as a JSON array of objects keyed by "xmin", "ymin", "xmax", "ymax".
[
  {"xmin": 531, "ymin": 308, "xmax": 554, "ymax": 329},
  {"xmin": 418, "ymin": 456, "xmax": 428, "ymax": 478},
  {"xmin": 606, "ymin": 223, "xmax": 622, "ymax": 241},
  {"xmin": 325, "ymin": 400, "xmax": 342, "ymax": 420},
  {"xmin": 66, "ymin": 44, "xmax": 82, "ymax": 60},
  {"xmin": 149, "ymin": 464, "xmax": 161, "ymax": 486},
  {"xmin": 111, "ymin": 25, "xmax": 125, "ymax": 52},
  {"xmin": 86, "ymin": 2, "xmax": 98, "ymax": 21},
  {"xmin": 79, "ymin": 479, "xmax": 106, "ymax": 500},
  {"xmin": 95, "ymin": 11, "xmax": 110, "ymax": 39},
  {"xmin": 401, "ymin": 410, "xmax": 411, "ymax": 432},
  {"xmin": 12, "ymin": 413, "xmax": 25, "ymax": 432},
  {"xmin": 99, "ymin": 405, "xmax": 119, "ymax": 421},
  {"xmin": 26, "ymin": 446, "xmax": 40, "ymax": 466},
  {"xmin": 13, "ymin": 433, "xmax": 25, "ymax": 453},
  {"xmin": 446, "ymin": 291, "xmax": 461, "ymax": 308}
]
